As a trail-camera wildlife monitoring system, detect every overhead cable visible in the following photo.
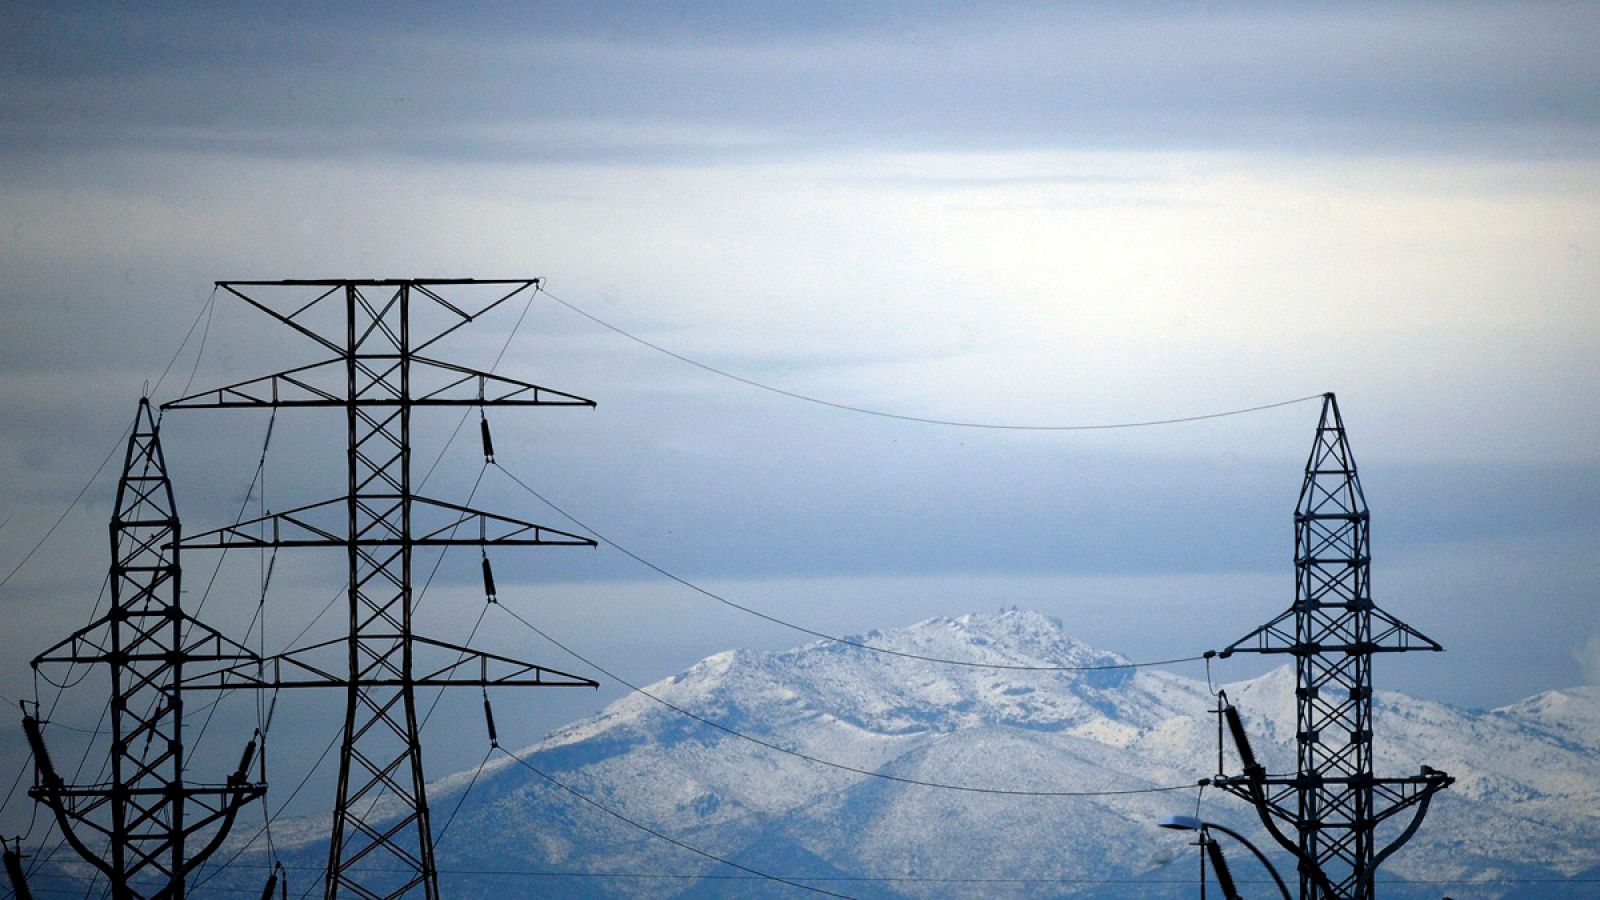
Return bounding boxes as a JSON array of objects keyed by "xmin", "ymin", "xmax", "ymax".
[
  {"xmin": 0, "ymin": 425, "xmax": 131, "ymax": 594},
  {"xmin": 188, "ymin": 725, "xmax": 344, "ymax": 893},
  {"xmin": 150, "ymin": 286, "xmax": 218, "ymax": 403},
  {"xmin": 434, "ymin": 748, "xmax": 495, "ymax": 846},
  {"xmin": 0, "ymin": 571, "xmax": 111, "ymax": 831},
  {"xmin": 498, "ymin": 602, "xmax": 1198, "ymax": 798},
  {"xmin": 1, "ymin": 287, "xmax": 215, "ymax": 594},
  {"xmin": 491, "ymin": 462, "xmax": 1204, "ymax": 674},
  {"xmin": 21, "ymin": 863, "xmax": 1596, "ymax": 890},
  {"xmin": 540, "ymin": 288, "xmax": 1323, "ymax": 431},
  {"xmin": 497, "ymin": 745, "xmax": 858, "ymax": 899}
]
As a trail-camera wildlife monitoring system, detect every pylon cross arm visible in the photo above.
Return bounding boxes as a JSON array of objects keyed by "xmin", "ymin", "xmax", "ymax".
[
  {"xmin": 411, "ymin": 496, "xmax": 595, "ymax": 546},
  {"xmin": 178, "ymin": 635, "xmax": 598, "ymax": 691},
  {"xmin": 162, "ymin": 357, "xmax": 594, "ymax": 410},
  {"xmin": 31, "ymin": 611, "xmax": 260, "ymax": 669},
  {"xmin": 1368, "ymin": 609, "xmax": 1443, "ymax": 652},
  {"xmin": 162, "ymin": 359, "xmax": 347, "ymax": 408},
  {"xmin": 212, "ymin": 278, "xmax": 542, "ymax": 357},
  {"xmin": 173, "ymin": 495, "xmax": 594, "ymax": 549},
  {"xmin": 410, "ymin": 357, "xmax": 594, "ymax": 406},
  {"xmin": 1221, "ymin": 605, "xmax": 1442, "ymax": 657}
]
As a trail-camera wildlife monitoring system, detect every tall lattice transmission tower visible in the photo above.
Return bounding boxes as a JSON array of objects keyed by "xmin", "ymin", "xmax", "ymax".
[
  {"xmin": 162, "ymin": 279, "xmax": 599, "ymax": 898},
  {"xmin": 1214, "ymin": 393, "xmax": 1452, "ymax": 899},
  {"xmin": 19, "ymin": 398, "xmax": 265, "ymax": 898}
]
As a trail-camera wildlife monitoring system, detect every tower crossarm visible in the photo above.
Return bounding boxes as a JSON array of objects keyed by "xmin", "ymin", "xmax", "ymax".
[
  {"xmin": 161, "ymin": 359, "xmax": 347, "ymax": 407},
  {"xmin": 33, "ymin": 612, "xmax": 260, "ymax": 669},
  {"xmin": 174, "ymin": 495, "xmax": 595, "ymax": 549},
  {"xmin": 1210, "ymin": 773, "xmax": 1348, "ymax": 900},
  {"xmin": 1369, "ymin": 770, "xmax": 1452, "ymax": 873},
  {"xmin": 162, "ymin": 358, "xmax": 593, "ymax": 410},
  {"xmin": 23, "ymin": 711, "xmax": 264, "ymax": 897},
  {"xmin": 1220, "ymin": 606, "xmax": 1442, "ymax": 657},
  {"xmin": 1368, "ymin": 771, "xmax": 1453, "ymax": 827},
  {"xmin": 177, "ymin": 636, "xmax": 599, "ymax": 692},
  {"xmin": 160, "ymin": 782, "xmax": 267, "ymax": 895},
  {"xmin": 410, "ymin": 357, "xmax": 594, "ymax": 406},
  {"xmin": 213, "ymin": 279, "xmax": 546, "ymax": 356},
  {"xmin": 410, "ymin": 496, "xmax": 595, "ymax": 546},
  {"xmin": 1213, "ymin": 771, "xmax": 1450, "ymax": 800},
  {"xmin": 1213, "ymin": 767, "xmax": 1451, "ymax": 900}
]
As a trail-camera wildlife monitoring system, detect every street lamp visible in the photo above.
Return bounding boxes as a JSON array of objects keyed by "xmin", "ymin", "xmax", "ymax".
[{"xmin": 1160, "ymin": 814, "xmax": 1292, "ymax": 900}]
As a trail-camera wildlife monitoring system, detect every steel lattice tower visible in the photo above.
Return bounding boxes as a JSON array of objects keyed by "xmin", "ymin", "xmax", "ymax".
[
  {"xmin": 1215, "ymin": 393, "xmax": 1451, "ymax": 899},
  {"xmin": 164, "ymin": 279, "xmax": 599, "ymax": 899},
  {"xmin": 21, "ymin": 399, "xmax": 265, "ymax": 898}
]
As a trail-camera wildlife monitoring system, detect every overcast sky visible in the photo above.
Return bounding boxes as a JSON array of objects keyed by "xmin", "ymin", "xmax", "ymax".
[{"xmin": 2, "ymin": 2, "xmax": 1597, "ymax": 834}]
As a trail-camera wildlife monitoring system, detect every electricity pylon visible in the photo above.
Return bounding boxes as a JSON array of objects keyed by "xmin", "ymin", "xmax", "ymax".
[
  {"xmin": 163, "ymin": 279, "xmax": 600, "ymax": 899},
  {"xmin": 1214, "ymin": 393, "xmax": 1452, "ymax": 899},
  {"xmin": 21, "ymin": 398, "xmax": 264, "ymax": 898}
]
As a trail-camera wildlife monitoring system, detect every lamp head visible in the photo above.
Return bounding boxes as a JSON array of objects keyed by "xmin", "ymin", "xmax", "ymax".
[{"xmin": 1159, "ymin": 814, "xmax": 1204, "ymax": 832}]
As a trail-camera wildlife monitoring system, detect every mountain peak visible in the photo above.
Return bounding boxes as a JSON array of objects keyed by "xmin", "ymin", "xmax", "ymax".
[
  {"xmin": 817, "ymin": 607, "xmax": 1132, "ymax": 672},
  {"xmin": 578, "ymin": 608, "xmax": 1186, "ymax": 754},
  {"xmin": 238, "ymin": 610, "xmax": 1600, "ymax": 898}
]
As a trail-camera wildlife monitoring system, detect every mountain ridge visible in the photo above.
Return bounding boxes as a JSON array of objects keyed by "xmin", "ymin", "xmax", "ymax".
[
  {"xmin": 428, "ymin": 610, "xmax": 1600, "ymax": 896},
  {"xmin": 114, "ymin": 610, "xmax": 1600, "ymax": 897}
]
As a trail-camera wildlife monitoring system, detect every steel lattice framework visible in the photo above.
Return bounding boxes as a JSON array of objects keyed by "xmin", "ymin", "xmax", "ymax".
[
  {"xmin": 164, "ymin": 279, "xmax": 598, "ymax": 899},
  {"xmin": 1215, "ymin": 393, "xmax": 1451, "ymax": 899},
  {"xmin": 22, "ymin": 399, "xmax": 264, "ymax": 899}
]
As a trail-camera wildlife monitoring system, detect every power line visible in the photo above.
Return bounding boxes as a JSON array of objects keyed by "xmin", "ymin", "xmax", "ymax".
[
  {"xmin": 433, "ymin": 748, "xmax": 494, "ymax": 846},
  {"xmin": 416, "ymin": 282, "xmax": 541, "ymax": 491},
  {"xmin": 11, "ymin": 872, "xmax": 1596, "ymax": 899},
  {"xmin": 0, "ymin": 424, "xmax": 131, "ymax": 594},
  {"xmin": 496, "ymin": 745, "xmax": 858, "ymax": 899},
  {"xmin": 147, "ymin": 287, "xmax": 217, "ymax": 404},
  {"xmin": 2, "ymin": 294, "xmax": 219, "ymax": 836},
  {"xmin": 36, "ymin": 859, "xmax": 1600, "ymax": 885},
  {"xmin": 490, "ymin": 461, "xmax": 1204, "ymax": 673},
  {"xmin": 16, "ymin": 877, "xmax": 1600, "ymax": 900},
  {"xmin": 173, "ymin": 290, "xmax": 216, "ymax": 402},
  {"xmin": 178, "ymin": 411, "xmax": 279, "ymax": 767},
  {"xmin": 187, "ymin": 723, "xmax": 344, "ymax": 893},
  {"xmin": 497, "ymin": 602, "xmax": 1198, "ymax": 798},
  {"xmin": 0, "ymin": 286, "xmax": 217, "ymax": 595},
  {"xmin": 1, "ymin": 567, "xmax": 113, "ymax": 838},
  {"xmin": 540, "ymin": 288, "xmax": 1323, "ymax": 431}
]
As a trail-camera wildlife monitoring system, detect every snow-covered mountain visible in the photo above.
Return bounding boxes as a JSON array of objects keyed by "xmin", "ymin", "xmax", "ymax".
[
  {"xmin": 396, "ymin": 610, "xmax": 1600, "ymax": 898},
  {"xmin": 104, "ymin": 611, "xmax": 1600, "ymax": 896}
]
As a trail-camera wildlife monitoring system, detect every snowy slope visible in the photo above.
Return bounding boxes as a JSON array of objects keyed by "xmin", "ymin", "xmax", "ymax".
[{"xmin": 190, "ymin": 611, "xmax": 1600, "ymax": 897}]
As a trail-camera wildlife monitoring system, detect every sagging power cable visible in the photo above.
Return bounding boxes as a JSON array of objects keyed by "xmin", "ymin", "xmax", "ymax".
[
  {"xmin": 497, "ymin": 744, "xmax": 858, "ymax": 899},
  {"xmin": 497, "ymin": 602, "xmax": 1198, "ymax": 798},
  {"xmin": 0, "ymin": 426, "xmax": 130, "ymax": 595},
  {"xmin": 540, "ymin": 287, "xmax": 1323, "ymax": 431},
  {"xmin": 491, "ymin": 461, "xmax": 1203, "ymax": 674},
  {"xmin": 0, "ymin": 287, "xmax": 216, "ymax": 596}
]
